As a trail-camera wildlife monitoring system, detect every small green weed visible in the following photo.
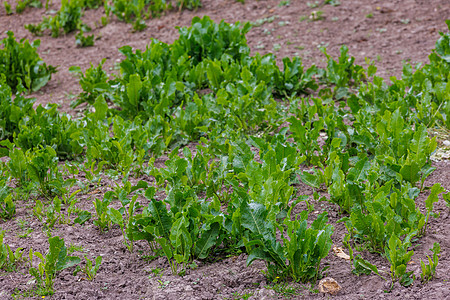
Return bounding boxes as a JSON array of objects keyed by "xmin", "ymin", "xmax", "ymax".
[
  {"xmin": 310, "ymin": 10, "xmax": 324, "ymax": 21},
  {"xmin": 75, "ymin": 31, "xmax": 95, "ymax": 47},
  {"xmin": 17, "ymin": 219, "xmax": 33, "ymax": 239},
  {"xmin": 74, "ymin": 255, "xmax": 102, "ymax": 280},
  {"xmin": 229, "ymin": 290, "xmax": 254, "ymax": 300},
  {"xmin": 324, "ymin": 0, "xmax": 340, "ymax": 6},
  {"xmin": 266, "ymin": 282, "xmax": 300, "ymax": 299},
  {"xmin": 306, "ymin": 1, "xmax": 319, "ymax": 8},
  {"xmin": 147, "ymin": 267, "xmax": 164, "ymax": 278},
  {"xmin": 67, "ymin": 243, "xmax": 85, "ymax": 254},
  {"xmin": 158, "ymin": 280, "xmax": 170, "ymax": 289}
]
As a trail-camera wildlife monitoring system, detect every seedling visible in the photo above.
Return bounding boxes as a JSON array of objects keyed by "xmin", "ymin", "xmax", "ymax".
[
  {"xmin": 157, "ymin": 280, "xmax": 170, "ymax": 289},
  {"xmin": 306, "ymin": 1, "xmax": 319, "ymax": 8},
  {"xmin": 310, "ymin": 10, "xmax": 324, "ymax": 21},
  {"xmin": 420, "ymin": 243, "xmax": 440, "ymax": 283},
  {"xmin": 278, "ymin": 0, "xmax": 290, "ymax": 7},
  {"xmin": 147, "ymin": 267, "xmax": 164, "ymax": 278},
  {"xmin": 17, "ymin": 219, "xmax": 33, "ymax": 239},
  {"xmin": 93, "ymin": 197, "xmax": 111, "ymax": 232},
  {"xmin": 74, "ymin": 255, "xmax": 102, "ymax": 280},
  {"xmin": 0, "ymin": 182, "xmax": 14, "ymax": 221}
]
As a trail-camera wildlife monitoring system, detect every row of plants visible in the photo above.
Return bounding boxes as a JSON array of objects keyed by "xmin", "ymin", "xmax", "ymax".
[
  {"xmin": 4, "ymin": 0, "xmax": 244, "ymax": 47},
  {"xmin": 1, "ymin": 16, "xmax": 450, "ymax": 296}
]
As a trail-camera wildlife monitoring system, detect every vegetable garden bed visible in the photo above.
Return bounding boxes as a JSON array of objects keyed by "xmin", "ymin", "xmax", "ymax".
[{"xmin": 1, "ymin": 1, "xmax": 450, "ymax": 299}]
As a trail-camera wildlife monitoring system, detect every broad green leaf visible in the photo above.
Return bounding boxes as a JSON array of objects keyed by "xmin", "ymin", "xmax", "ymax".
[
  {"xmin": 74, "ymin": 210, "xmax": 92, "ymax": 225},
  {"xmin": 354, "ymin": 257, "xmax": 386, "ymax": 280},
  {"xmin": 206, "ymin": 61, "xmax": 222, "ymax": 89},
  {"xmin": 156, "ymin": 237, "xmax": 173, "ymax": 260},
  {"xmin": 347, "ymin": 157, "xmax": 369, "ymax": 183},
  {"xmin": 56, "ymin": 254, "xmax": 81, "ymax": 272},
  {"xmin": 147, "ymin": 199, "xmax": 172, "ymax": 240},
  {"xmin": 108, "ymin": 208, "xmax": 124, "ymax": 227},
  {"xmin": 93, "ymin": 95, "xmax": 108, "ymax": 121},
  {"xmin": 194, "ymin": 222, "xmax": 220, "ymax": 259},
  {"xmin": 48, "ymin": 236, "xmax": 65, "ymax": 264},
  {"xmin": 246, "ymin": 245, "xmax": 274, "ymax": 266},
  {"xmin": 399, "ymin": 162, "xmax": 421, "ymax": 185},
  {"xmin": 425, "ymin": 183, "xmax": 445, "ymax": 211},
  {"xmin": 127, "ymin": 74, "xmax": 142, "ymax": 110},
  {"xmin": 240, "ymin": 201, "xmax": 274, "ymax": 241},
  {"xmin": 409, "ymin": 125, "xmax": 430, "ymax": 166},
  {"xmin": 300, "ymin": 171, "xmax": 321, "ymax": 189}
]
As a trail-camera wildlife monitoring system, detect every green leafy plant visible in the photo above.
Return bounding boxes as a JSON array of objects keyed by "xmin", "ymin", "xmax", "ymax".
[
  {"xmin": 0, "ymin": 31, "xmax": 56, "ymax": 92},
  {"xmin": 34, "ymin": 196, "xmax": 68, "ymax": 228},
  {"xmin": 74, "ymin": 255, "xmax": 102, "ymax": 280},
  {"xmin": 13, "ymin": 103, "xmax": 83, "ymax": 159},
  {"xmin": 25, "ymin": 0, "xmax": 84, "ymax": 37},
  {"xmin": 0, "ymin": 76, "xmax": 35, "ymax": 142},
  {"xmin": 25, "ymin": 146, "xmax": 64, "ymax": 197},
  {"xmin": 343, "ymin": 234, "xmax": 385, "ymax": 279},
  {"xmin": 176, "ymin": 0, "xmax": 201, "ymax": 10},
  {"xmin": 93, "ymin": 196, "xmax": 112, "ymax": 232},
  {"xmin": 4, "ymin": 1, "xmax": 13, "ymax": 14},
  {"xmin": 15, "ymin": 0, "xmax": 43, "ymax": 13},
  {"xmin": 321, "ymin": 45, "xmax": 366, "ymax": 99},
  {"xmin": 444, "ymin": 192, "xmax": 450, "ymax": 209},
  {"xmin": 385, "ymin": 232, "xmax": 416, "ymax": 286},
  {"xmin": 0, "ymin": 231, "xmax": 25, "ymax": 272},
  {"xmin": 421, "ymin": 183, "xmax": 445, "ymax": 235},
  {"xmin": 133, "ymin": 186, "xmax": 225, "ymax": 275},
  {"xmin": 243, "ymin": 204, "xmax": 333, "ymax": 283},
  {"xmin": 420, "ymin": 242, "xmax": 440, "ymax": 283},
  {"xmin": 6, "ymin": 148, "xmax": 29, "ymax": 185},
  {"xmin": 0, "ymin": 180, "xmax": 15, "ymax": 221},
  {"xmin": 28, "ymin": 236, "xmax": 81, "ymax": 296},
  {"xmin": 75, "ymin": 30, "xmax": 95, "ymax": 47},
  {"xmin": 107, "ymin": 188, "xmax": 142, "ymax": 252},
  {"xmin": 110, "ymin": 0, "xmax": 147, "ymax": 25}
]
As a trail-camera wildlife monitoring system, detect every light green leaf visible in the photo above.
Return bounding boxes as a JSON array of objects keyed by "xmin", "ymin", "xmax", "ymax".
[
  {"xmin": 347, "ymin": 157, "xmax": 369, "ymax": 183},
  {"xmin": 425, "ymin": 183, "xmax": 445, "ymax": 211},
  {"xmin": 127, "ymin": 74, "xmax": 142, "ymax": 109},
  {"xmin": 108, "ymin": 208, "xmax": 124, "ymax": 227},
  {"xmin": 300, "ymin": 171, "xmax": 321, "ymax": 189}
]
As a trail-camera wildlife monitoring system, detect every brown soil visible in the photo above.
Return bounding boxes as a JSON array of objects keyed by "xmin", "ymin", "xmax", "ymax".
[{"xmin": 1, "ymin": 0, "xmax": 450, "ymax": 299}]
